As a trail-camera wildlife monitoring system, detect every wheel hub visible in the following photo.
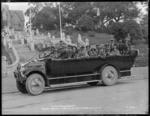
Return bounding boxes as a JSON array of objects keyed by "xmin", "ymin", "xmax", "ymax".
[{"xmin": 106, "ymin": 70, "xmax": 115, "ymax": 79}]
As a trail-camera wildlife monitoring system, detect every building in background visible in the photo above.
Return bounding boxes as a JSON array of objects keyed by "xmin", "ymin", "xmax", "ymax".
[{"xmin": 2, "ymin": 4, "xmax": 25, "ymax": 31}]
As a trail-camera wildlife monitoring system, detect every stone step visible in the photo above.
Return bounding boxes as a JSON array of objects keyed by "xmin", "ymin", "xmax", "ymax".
[
  {"xmin": 19, "ymin": 54, "xmax": 36, "ymax": 58},
  {"xmin": 19, "ymin": 53, "xmax": 36, "ymax": 59},
  {"xmin": 13, "ymin": 44, "xmax": 29, "ymax": 48},
  {"xmin": 12, "ymin": 41, "xmax": 21, "ymax": 44},
  {"xmin": 17, "ymin": 50, "xmax": 31, "ymax": 53},
  {"xmin": 15, "ymin": 47, "xmax": 30, "ymax": 50}
]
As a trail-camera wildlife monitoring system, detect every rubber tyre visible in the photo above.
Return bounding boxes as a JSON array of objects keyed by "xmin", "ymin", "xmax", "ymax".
[
  {"xmin": 100, "ymin": 66, "xmax": 118, "ymax": 86},
  {"xmin": 87, "ymin": 81, "xmax": 99, "ymax": 86},
  {"xmin": 16, "ymin": 80, "xmax": 27, "ymax": 93},
  {"xmin": 26, "ymin": 74, "xmax": 45, "ymax": 95}
]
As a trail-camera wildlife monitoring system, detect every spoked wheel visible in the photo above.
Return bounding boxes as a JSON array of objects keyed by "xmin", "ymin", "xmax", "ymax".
[
  {"xmin": 100, "ymin": 65, "xmax": 119, "ymax": 86},
  {"xmin": 16, "ymin": 80, "xmax": 27, "ymax": 93},
  {"xmin": 26, "ymin": 74, "xmax": 45, "ymax": 95}
]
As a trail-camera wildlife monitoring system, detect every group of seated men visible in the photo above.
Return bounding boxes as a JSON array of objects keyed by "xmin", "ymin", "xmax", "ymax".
[{"xmin": 40, "ymin": 38, "xmax": 132, "ymax": 59}]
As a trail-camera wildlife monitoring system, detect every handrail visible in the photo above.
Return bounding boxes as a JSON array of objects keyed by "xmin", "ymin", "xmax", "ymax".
[{"xmin": 6, "ymin": 46, "xmax": 19, "ymax": 68}]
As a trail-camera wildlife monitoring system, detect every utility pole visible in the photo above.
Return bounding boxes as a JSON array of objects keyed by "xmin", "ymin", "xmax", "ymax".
[
  {"xmin": 59, "ymin": 2, "xmax": 62, "ymax": 40},
  {"xmin": 29, "ymin": 2, "xmax": 32, "ymax": 41},
  {"xmin": 29, "ymin": 2, "xmax": 34, "ymax": 51}
]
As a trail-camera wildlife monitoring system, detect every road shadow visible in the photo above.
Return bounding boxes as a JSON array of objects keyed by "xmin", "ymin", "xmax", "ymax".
[
  {"xmin": 43, "ymin": 83, "xmax": 104, "ymax": 94},
  {"xmin": 42, "ymin": 79, "xmax": 137, "ymax": 95}
]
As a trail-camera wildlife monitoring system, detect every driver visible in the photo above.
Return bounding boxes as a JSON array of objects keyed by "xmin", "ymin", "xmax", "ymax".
[{"xmin": 58, "ymin": 45, "xmax": 71, "ymax": 59}]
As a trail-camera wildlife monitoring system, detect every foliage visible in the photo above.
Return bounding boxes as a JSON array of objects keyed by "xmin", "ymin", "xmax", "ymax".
[
  {"xmin": 93, "ymin": 2, "xmax": 140, "ymax": 26},
  {"xmin": 108, "ymin": 20, "xmax": 143, "ymax": 43},
  {"xmin": 2, "ymin": 20, "xmax": 7, "ymax": 29},
  {"xmin": 77, "ymin": 15, "xmax": 95, "ymax": 32},
  {"xmin": 96, "ymin": 25, "xmax": 109, "ymax": 33},
  {"xmin": 25, "ymin": 2, "xmax": 143, "ymax": 33},
  {"xmin": 140, "ymin": 14, "xmax": 148, "ymax": 42}
]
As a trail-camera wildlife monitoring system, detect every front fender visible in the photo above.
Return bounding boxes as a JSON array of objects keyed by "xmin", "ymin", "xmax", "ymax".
[{"xmin": 25, "ymin": 69, "xmax": 50, "ymax": 87}]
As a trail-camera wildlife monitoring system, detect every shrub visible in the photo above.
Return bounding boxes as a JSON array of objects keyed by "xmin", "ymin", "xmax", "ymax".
[
  {"xmin": 141, "ymin": 25, "xmax": 148, "ymax": 43},
  {"xmin": 96, "ymin": 26, "xmax": 109, "ymax": 33},
  {"xmin": 108, "ymin": 20, "xmax": 143, "ymax": 43},
  {"xmin": 77, "ymin": 15, "xmax": 95, "ymax": 32}
]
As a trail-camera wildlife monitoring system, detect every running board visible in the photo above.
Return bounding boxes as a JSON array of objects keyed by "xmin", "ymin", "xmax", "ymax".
[
  {"xmin": 45, "ymin": 80, "xmax": 100, "ymax": 90},
  {"xmin": 48, "ymin": 73, "xmax": 100, "ymax": 80}
]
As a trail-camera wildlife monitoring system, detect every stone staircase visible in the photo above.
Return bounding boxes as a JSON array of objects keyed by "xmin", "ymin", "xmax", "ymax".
[{"xmin": 12, "ymin": 40, "xmax": 37, "ymax": 63}]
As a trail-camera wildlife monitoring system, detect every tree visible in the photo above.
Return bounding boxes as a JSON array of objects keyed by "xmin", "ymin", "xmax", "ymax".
[
  {"xmin": 61, "ymin": 2, "xmax": 97, "ymax": 28},
  {"xmin": 109, "ymin": 20, "xmax": 143, "ymax": 43},
  {"xmin": 77, "ymin": 15, "xmax": 95, "ymax": 32},
  {"xmin": 140, "ymin": 14, "xmax": 148, "ymax": 41},
  {"xmin": 93, "ymin": 2, "xmax": 140, "ymax": 27},
  {"xmin": 32, "ymin": 6, "xmax": 58, "ymax": 30},
  {"xmin": 25, "ymin": 2, "xmax": 141, "ymax": 33},
  {"xmin": 25, "ymin": 2, "xmax": 44, "ymax": 17},
  {"xmin": 123, "ymin": 20, "xmax": 143, "ymax": 41}
]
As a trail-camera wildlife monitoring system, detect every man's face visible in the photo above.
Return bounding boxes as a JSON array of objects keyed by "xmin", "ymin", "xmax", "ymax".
[
  {"xmin": 81, "ymin": 47, "xmax": 85, "ymax": 51},
  {"xmin": 114, "ymin": 46, "xmax": 117, "ymax": 50},
  {"xmin": 55, "ymin": 52, "xmax": 59, "ymax": 58},
  {"xmin": 73, "ymin": 47, "xmax": 76, "ymax": 52},
  {"xmin": 60, "ymin": 41, "xmax": 63, "ymax": 45},
  {"xmin": 51, "ymin": 47, "xmax": 55, "ymax": 51},
  {"xmin": 68, "ymin": 46, "xmax": 72, "ymax": 51},
  {"xmin": 106, "ymin": 49, "xmax": 110, "ymax": 53},
  {"xmin": 86, "ymin": 46, "xmax": 90, "ymax": 50},
  {"xmin": 99, "ymin": 48, "xmax": 103, "ymax": 52},
  {"xmin": 125, "ymin": 40, "xmax": 128, "ymax": 44},
  {"xmin": 111, "ymin": 40, "xmax": 114, "ymax": 43}
]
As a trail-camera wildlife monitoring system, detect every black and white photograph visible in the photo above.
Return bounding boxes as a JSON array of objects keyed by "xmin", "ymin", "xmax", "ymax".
[{"xmin": 1, "ymin": 1, "xmax": 148, "ymax": 114}]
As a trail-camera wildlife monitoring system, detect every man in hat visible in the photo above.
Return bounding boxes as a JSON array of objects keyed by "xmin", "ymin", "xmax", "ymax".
[
  {"xmin": 77, "ymin": 42, "xmax": 81, "ymax": 49},
  {"xmin": 117, "ymin": 39, "xmax": 124, "ymax": 55},
  {"xmin": 109, "ymin": 36, "xmax": 116, "ymax": 52},
  {"xmin": 70, "ymin": 45, "xmax": 78, "ymax": 58},
  {"xmin": 67, "ymin": 44, "xmax": 74, "ymax": 59},
  {"xmin": 58, "ymin": 44, "xmax": 70, "ymax": 59},
  {"xmin": 97, "ymin": 44, "xmax": 106, "ymax": 57},
  {"xmin": 88, "ymin": 45, "xmax": 97, "ymax": 57},
  {"xmin": 57, "ymin": 40, "xmax": 67, "ymax": 49},
  {"xmin": 86, "ymin": 45, "xmax": 91, "ymax": 52},
  {"xmin": 122, "ymin": 39, "xmax": 131, "ymax": 55},
  {"xmin": 110, "ymin": 45, "xmax": 121, "ymax": 56},
  {"xmin": 76, "ymin": 46, "xmax": 89, "ymax": 58},
  {"xmin": 49, "ymin": 46, "xmax": 58, "ymax": 59},
  {"xmin": 105, "ymin": 46, "xmax": 113, "ymax": 56}
]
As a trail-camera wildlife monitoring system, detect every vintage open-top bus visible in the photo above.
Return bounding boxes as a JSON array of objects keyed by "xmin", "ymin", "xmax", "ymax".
[{"xmin": 14, "ymin": 47, "xmax": 139, "ymax": 95}]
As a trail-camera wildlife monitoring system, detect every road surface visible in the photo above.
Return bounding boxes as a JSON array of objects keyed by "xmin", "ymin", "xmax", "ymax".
[{"xmin": 2, "ymin": 77, "xmax": 148, "ymax": 114}]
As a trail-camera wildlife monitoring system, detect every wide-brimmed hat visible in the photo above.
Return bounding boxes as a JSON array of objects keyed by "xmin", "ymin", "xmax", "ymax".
[
  {"xmin": 99, "ymin": 44, "xmax": 105, "ymax": 49},
  {"xmin": 96, "ymin": 44, "xmax": 101, "ymax": 47},
  {"xmin": 72, "ymin": 44, "xmax": 77, "ymax": 48},
  {"xmin": 86, "ymin": 45, "xmax": 90, "ymax": 48},
  {"xmin": 50, "ymin": 45, "xmax": 55, "ymax": 48},
  {"xmin": 106, "ymin": 46, "xmax": 110, "ymax": 50},
  {"xmin": 110, "ymin": 38, "xmax": 115, "ymax": 41},
  {"xmin": 90, "ymin": 45, "xmax": 96, "ymax": 50},
  {"xmin": 105, "ymin": 44, "xmax": 109, "ymax": 46},
  {"xmin": 110, "ymin": 36, "xmax": 115, "ymax": 41}
]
